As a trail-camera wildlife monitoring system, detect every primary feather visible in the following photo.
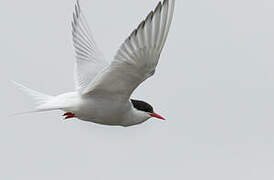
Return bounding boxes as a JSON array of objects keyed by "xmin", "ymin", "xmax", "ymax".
[
  {"xmin": 72, "ymin": 0, "xmax": 109, "ymax": 93},
  {"xmin": 82, "ymin": 0, "xmax": 175, "ymax": 102}
]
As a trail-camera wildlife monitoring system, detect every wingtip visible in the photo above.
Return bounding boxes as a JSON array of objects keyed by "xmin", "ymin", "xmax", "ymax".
[
  {"xmin": 76, "ymin": 0, "xmax": 80, "ymax": 10},
  {"xmin": 155, "ymin": 1, "xmax": 162, "ymax": 13},
  {"xmin": 74, "ymin": 0, "xmax": 81, "ymax": 17}
]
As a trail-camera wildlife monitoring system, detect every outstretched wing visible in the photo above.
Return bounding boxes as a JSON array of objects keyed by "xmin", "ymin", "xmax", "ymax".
[
  {"xmin": 82, "ymin": 0, "xmax": 175, "ymax": 101},
  {"xmin": 72, "ymin": 0, "xmax": 109, "ymax": 93}
]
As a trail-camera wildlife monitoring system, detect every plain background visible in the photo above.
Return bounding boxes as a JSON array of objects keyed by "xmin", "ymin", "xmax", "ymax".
[{"xmin": 1, "ymin": 0, "xmax": 274, "ymax": 179}]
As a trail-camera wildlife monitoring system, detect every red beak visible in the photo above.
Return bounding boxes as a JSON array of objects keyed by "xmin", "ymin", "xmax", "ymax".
[{"xmin": 150, "ymin": 113, "xmax": 165, "ymax": 120}]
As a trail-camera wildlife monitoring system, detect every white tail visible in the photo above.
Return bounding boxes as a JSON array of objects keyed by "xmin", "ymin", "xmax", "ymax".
[{"xmin": 12, "ymin": 81, "xmax": 56, "ymax": 113}]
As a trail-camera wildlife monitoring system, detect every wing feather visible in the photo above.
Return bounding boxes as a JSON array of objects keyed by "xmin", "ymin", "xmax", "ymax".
[
  {"xmin": 72, "ymin": 0, "xmax": 109, "ymax": 93},
  {"xmin": 82, "ymin": 0, "xmax": 175, "ymax": 101}
]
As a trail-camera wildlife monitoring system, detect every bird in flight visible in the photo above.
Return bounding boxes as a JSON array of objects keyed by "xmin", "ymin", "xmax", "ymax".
[{"xmin": 14, "ymin": 0, "xmax": 175, "ymax": 127}]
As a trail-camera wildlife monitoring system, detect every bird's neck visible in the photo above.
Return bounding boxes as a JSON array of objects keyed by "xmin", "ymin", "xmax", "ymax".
[{"xmin": 122, "ymin": 108, "xmax": 150, "ymax": 127}]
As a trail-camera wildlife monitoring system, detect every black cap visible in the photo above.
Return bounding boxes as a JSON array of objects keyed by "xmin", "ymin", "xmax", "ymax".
[{"xmin": 131, "ymin": 99, "xmax": 154, "ymax": 113}]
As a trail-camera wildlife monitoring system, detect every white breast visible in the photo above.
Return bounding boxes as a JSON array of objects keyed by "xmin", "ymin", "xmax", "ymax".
[{"xmin": 75, "ymin": 96, "xmax": 131, "ymax": 126}]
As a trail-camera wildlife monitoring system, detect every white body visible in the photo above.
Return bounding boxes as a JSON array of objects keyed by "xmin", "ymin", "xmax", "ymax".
[
  {"xmin": 14, "ymin": 0, "xmax": 175, "ymax": 127},
  {"xmin": 55, "ymin": 92, "xmax": 149, "ymax": 126}
]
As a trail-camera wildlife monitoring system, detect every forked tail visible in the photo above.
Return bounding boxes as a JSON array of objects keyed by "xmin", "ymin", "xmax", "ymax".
[{"xmin": 12, "ymin": 81, "xmax": 57, "ymax": 113}]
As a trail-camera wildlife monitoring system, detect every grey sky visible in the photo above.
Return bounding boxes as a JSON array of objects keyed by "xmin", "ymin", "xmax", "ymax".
[{"xmin": 1, "ymin": 0, "xmax": 274, "ymax": 179}]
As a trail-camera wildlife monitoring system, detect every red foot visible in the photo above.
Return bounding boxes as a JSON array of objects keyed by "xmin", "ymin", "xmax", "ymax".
[{"xmin": 63, "ymin": 112, "xmax": 76, "ymax": 119}]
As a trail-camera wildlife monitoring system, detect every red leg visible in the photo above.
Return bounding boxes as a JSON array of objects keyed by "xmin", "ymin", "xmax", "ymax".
[
  {"xmin": 63, "ymin": 112, "xmax": 76, "ymax": 119},
  {"xmin": 63, "ymin": 112, "xmax": 74, "ymax": 116}
]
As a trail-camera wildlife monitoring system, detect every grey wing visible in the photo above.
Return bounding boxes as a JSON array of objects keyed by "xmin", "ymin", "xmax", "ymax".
[
  {"xmin": 72, "ymin": 0, "xmax": 109, "ymax": 93},
  {"xmin": 82, "ymin": 0, "xmax": 175, "ymax": 101}
]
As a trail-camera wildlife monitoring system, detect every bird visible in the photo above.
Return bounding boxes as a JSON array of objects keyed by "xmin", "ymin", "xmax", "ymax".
[{"xmin": 14, "ymin": 0, "xmax": 175, "ymax": 127}]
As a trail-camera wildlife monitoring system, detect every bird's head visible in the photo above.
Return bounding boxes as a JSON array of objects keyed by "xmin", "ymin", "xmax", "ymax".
[{"xmin": 131, "ymin": 99, "xmax": 165, "ymax": 121}]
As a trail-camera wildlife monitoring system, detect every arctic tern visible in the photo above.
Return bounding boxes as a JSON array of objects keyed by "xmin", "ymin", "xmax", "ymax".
[{"xmin": 14, "ymin": 0, "xmax": 175, "ymax": 127}]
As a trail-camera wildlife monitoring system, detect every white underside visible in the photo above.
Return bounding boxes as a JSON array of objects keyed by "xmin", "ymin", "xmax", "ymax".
[{"xmin": 39, "ymin": 92, "xmax": 150, "ymax": 127}]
